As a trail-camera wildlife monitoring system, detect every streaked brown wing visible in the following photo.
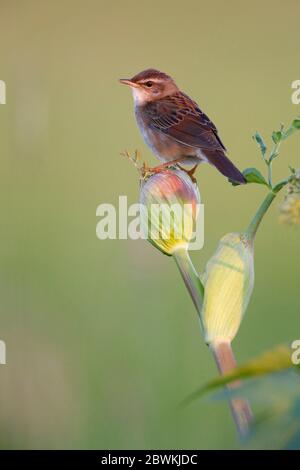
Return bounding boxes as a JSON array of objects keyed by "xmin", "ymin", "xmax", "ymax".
[{"xmin": 145, "ymin": 92, "xmax": 226, "ymax": 152}]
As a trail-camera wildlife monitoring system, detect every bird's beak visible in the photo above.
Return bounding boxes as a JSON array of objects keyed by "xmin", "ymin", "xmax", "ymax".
[{"xmin": 119, "ymin": 78, "xmax": 140, "ymax": 88}]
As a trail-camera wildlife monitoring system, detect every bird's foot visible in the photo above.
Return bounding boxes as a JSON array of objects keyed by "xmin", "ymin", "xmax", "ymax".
[
  {"xmin": 120, "ymin": 152, "xmax": 197, "ymax": 182},
  {"xmin": 142, "ymin": 158, "xmax": 188, "ymax": 176},
  {"xmin": 141, "ymin": 162, "xmax": 175, "ymax": 179},
  {"xmin": 120, "ymin": 150, "xmax": 173, "ymax": 180},
  {"xmin": 178, "ymin": 164, "xmax": 198, "ymax": 183}
]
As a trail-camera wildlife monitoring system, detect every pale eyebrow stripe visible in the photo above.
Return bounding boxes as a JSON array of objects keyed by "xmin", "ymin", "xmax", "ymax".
[{"xmin": 138, "ymin": 78, "xmax": 164, "ymax": 84}]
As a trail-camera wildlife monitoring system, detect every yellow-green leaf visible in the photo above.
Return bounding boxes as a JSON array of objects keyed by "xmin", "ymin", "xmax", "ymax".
[{"xmin": 181, "ymin": 345, "xmax": 298, "ymax": 407}]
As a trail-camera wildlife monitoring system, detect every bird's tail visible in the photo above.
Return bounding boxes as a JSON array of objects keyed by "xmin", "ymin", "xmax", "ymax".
[{"xmin": 206, "ymin": 151, "xmax": 246, "ymax": 185}]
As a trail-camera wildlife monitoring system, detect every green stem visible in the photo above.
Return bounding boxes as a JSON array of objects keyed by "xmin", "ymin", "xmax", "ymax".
[
  {"xmin": 267, "ymin": 161, "xmax": 273, "ymax": 188},
  {"xmin": 173, "ymin": 247, "xmax": 205, "ymax": 331},
  {"xmin": 245, "ymin": 191, "xmax": 276, "ymax": 240}
]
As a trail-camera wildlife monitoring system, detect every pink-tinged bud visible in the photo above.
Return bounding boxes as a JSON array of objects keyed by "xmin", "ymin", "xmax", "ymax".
[{"xmin": 139, "ymin": 169, "xmax": 200, "ymax": 256}]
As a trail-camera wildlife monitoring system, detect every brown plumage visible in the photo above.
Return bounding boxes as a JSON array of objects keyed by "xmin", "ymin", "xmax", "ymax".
[{"xmin": 120, "ymin": 69, "xmax": 246, "ymax": 184}]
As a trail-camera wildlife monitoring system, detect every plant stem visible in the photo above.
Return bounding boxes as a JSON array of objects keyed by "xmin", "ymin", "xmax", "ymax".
[
  {"xmin": 267, "ymin": 140, "xmax": 281, "ymax": 186},
  {"xmin": 267, "ymin": 162, "xmax": 273, "ymax": 187},
  {"xmin": 245, "ymin": 191, "xmax": 276, "ymax": 240},
  {"xmin": 210, "ymin": 340, "xmax": 253, "ymax": 438},
  {"xmin": 173, "ymin": 247, "xmax": 205, "ymax": 331}
]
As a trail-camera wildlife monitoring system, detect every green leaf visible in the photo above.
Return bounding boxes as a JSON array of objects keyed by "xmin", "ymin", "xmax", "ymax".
[
  {"xmin": 282, "ymin": 118, "xmax": 300, "ymax": 140},
  {"xmin": 272, "ymin": 131, "xmax": 282, "ymax": 144},
  {"xmin": 273, "ymin": 177, "xmax": 291, "ymax": 193},
  {"xmin": 292, "ymin": 117, "xmax": 300, "ymax": 129},
  {"xmin": 253, "ymin": 132, "xmax": 267, "ymax": 158},
  {"xmin": 180, "ymin": 345, "xmax": 298, "ymax": 407},
  {"xmin": 242, "ymin": 167, "xmax": 268, "ymax": 186},
  {"xmin": 239, "ymin": 372, "xmax": 300, "ymax": 449}
]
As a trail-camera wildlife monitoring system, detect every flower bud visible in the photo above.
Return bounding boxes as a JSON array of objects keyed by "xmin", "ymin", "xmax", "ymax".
[
  {"xmin": 139, "ymin": 169, "xmax": 200, "ymax": 256},
  {"xmin": 201, "ymin": 233, "xmax": 254, "ymax": 344}
]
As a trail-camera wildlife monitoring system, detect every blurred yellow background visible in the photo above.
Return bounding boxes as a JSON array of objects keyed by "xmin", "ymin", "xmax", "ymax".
[{"xmin": 0, "ymin": 0, "xmax": 299, "ymax": 449}]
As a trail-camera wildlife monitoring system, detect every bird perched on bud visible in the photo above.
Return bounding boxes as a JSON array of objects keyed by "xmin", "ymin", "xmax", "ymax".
[{"xmin": 120, "ymin": 69, "xmax": 246, "ymax": 184}]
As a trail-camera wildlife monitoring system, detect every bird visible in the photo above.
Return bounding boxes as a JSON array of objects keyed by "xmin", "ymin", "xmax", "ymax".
[{"xmin": 119, "ymin": 69, "xmax": 246, "ymax": 184}]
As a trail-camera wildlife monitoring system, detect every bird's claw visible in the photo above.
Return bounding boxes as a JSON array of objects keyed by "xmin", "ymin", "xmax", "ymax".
[
  {"xmin": 178, "ymin": 164, "xmax": 198, "ymax": 183},
  {"xmin": 121, "ymin": 151, "xmax": 197, "ymax": 183}
]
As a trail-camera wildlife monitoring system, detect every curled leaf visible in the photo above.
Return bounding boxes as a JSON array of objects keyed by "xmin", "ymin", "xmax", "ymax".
[
  {"xmin": 242, "ymin": 167, "xmax": 268, "ymax": 186},
  {"xmin": 272, "ymin": 131, "xmax": 282, "ymax": 144},
  {"xmin": 253, "ymin": 132, "xmax": 267, "ymax": 158},
  {"xmin": 292, "ymin": 117, "xmax": 300, "ymax": 130}
]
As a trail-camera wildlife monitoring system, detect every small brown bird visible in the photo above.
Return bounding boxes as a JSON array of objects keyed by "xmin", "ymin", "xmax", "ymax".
[{"xmin": 120, "ymin": 69, "xmax": 246, "ymax": 184}]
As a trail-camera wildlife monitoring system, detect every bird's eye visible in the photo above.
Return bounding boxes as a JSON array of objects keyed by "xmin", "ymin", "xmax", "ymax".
[{"xmin": 145, "ymin": 81, "xmax": 153, "ymax": 88}]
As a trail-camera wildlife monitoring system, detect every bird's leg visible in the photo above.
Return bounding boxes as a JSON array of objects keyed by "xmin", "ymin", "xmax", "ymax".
[
  {"xmin": 140, "ymin": 161, "xmax": 174, "ymax": 179},
  {"xmin": 146, "ymin": 157, "xmax": 187, "ymax": 174},
  {"xmin": 178, "ymin": 164, "xmax": 198, "ymax": 183},
  {"xmin": 121, "ymin": 151, "xmax": 197, "ymax": 181},
  {"xmin": 121, "ymin": 150, "xmax": 174, "ymax": 179}
]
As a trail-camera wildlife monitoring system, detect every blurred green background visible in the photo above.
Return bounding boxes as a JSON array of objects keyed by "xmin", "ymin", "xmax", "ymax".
[{"xmin": 0, "ymin": 0, "xmax": 299, "ymax": 449}]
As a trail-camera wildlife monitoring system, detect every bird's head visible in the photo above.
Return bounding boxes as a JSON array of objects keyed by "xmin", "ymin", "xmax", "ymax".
[{"xmin": 119, "ymin": 69, "xmax": 178, "ymax": 104}]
